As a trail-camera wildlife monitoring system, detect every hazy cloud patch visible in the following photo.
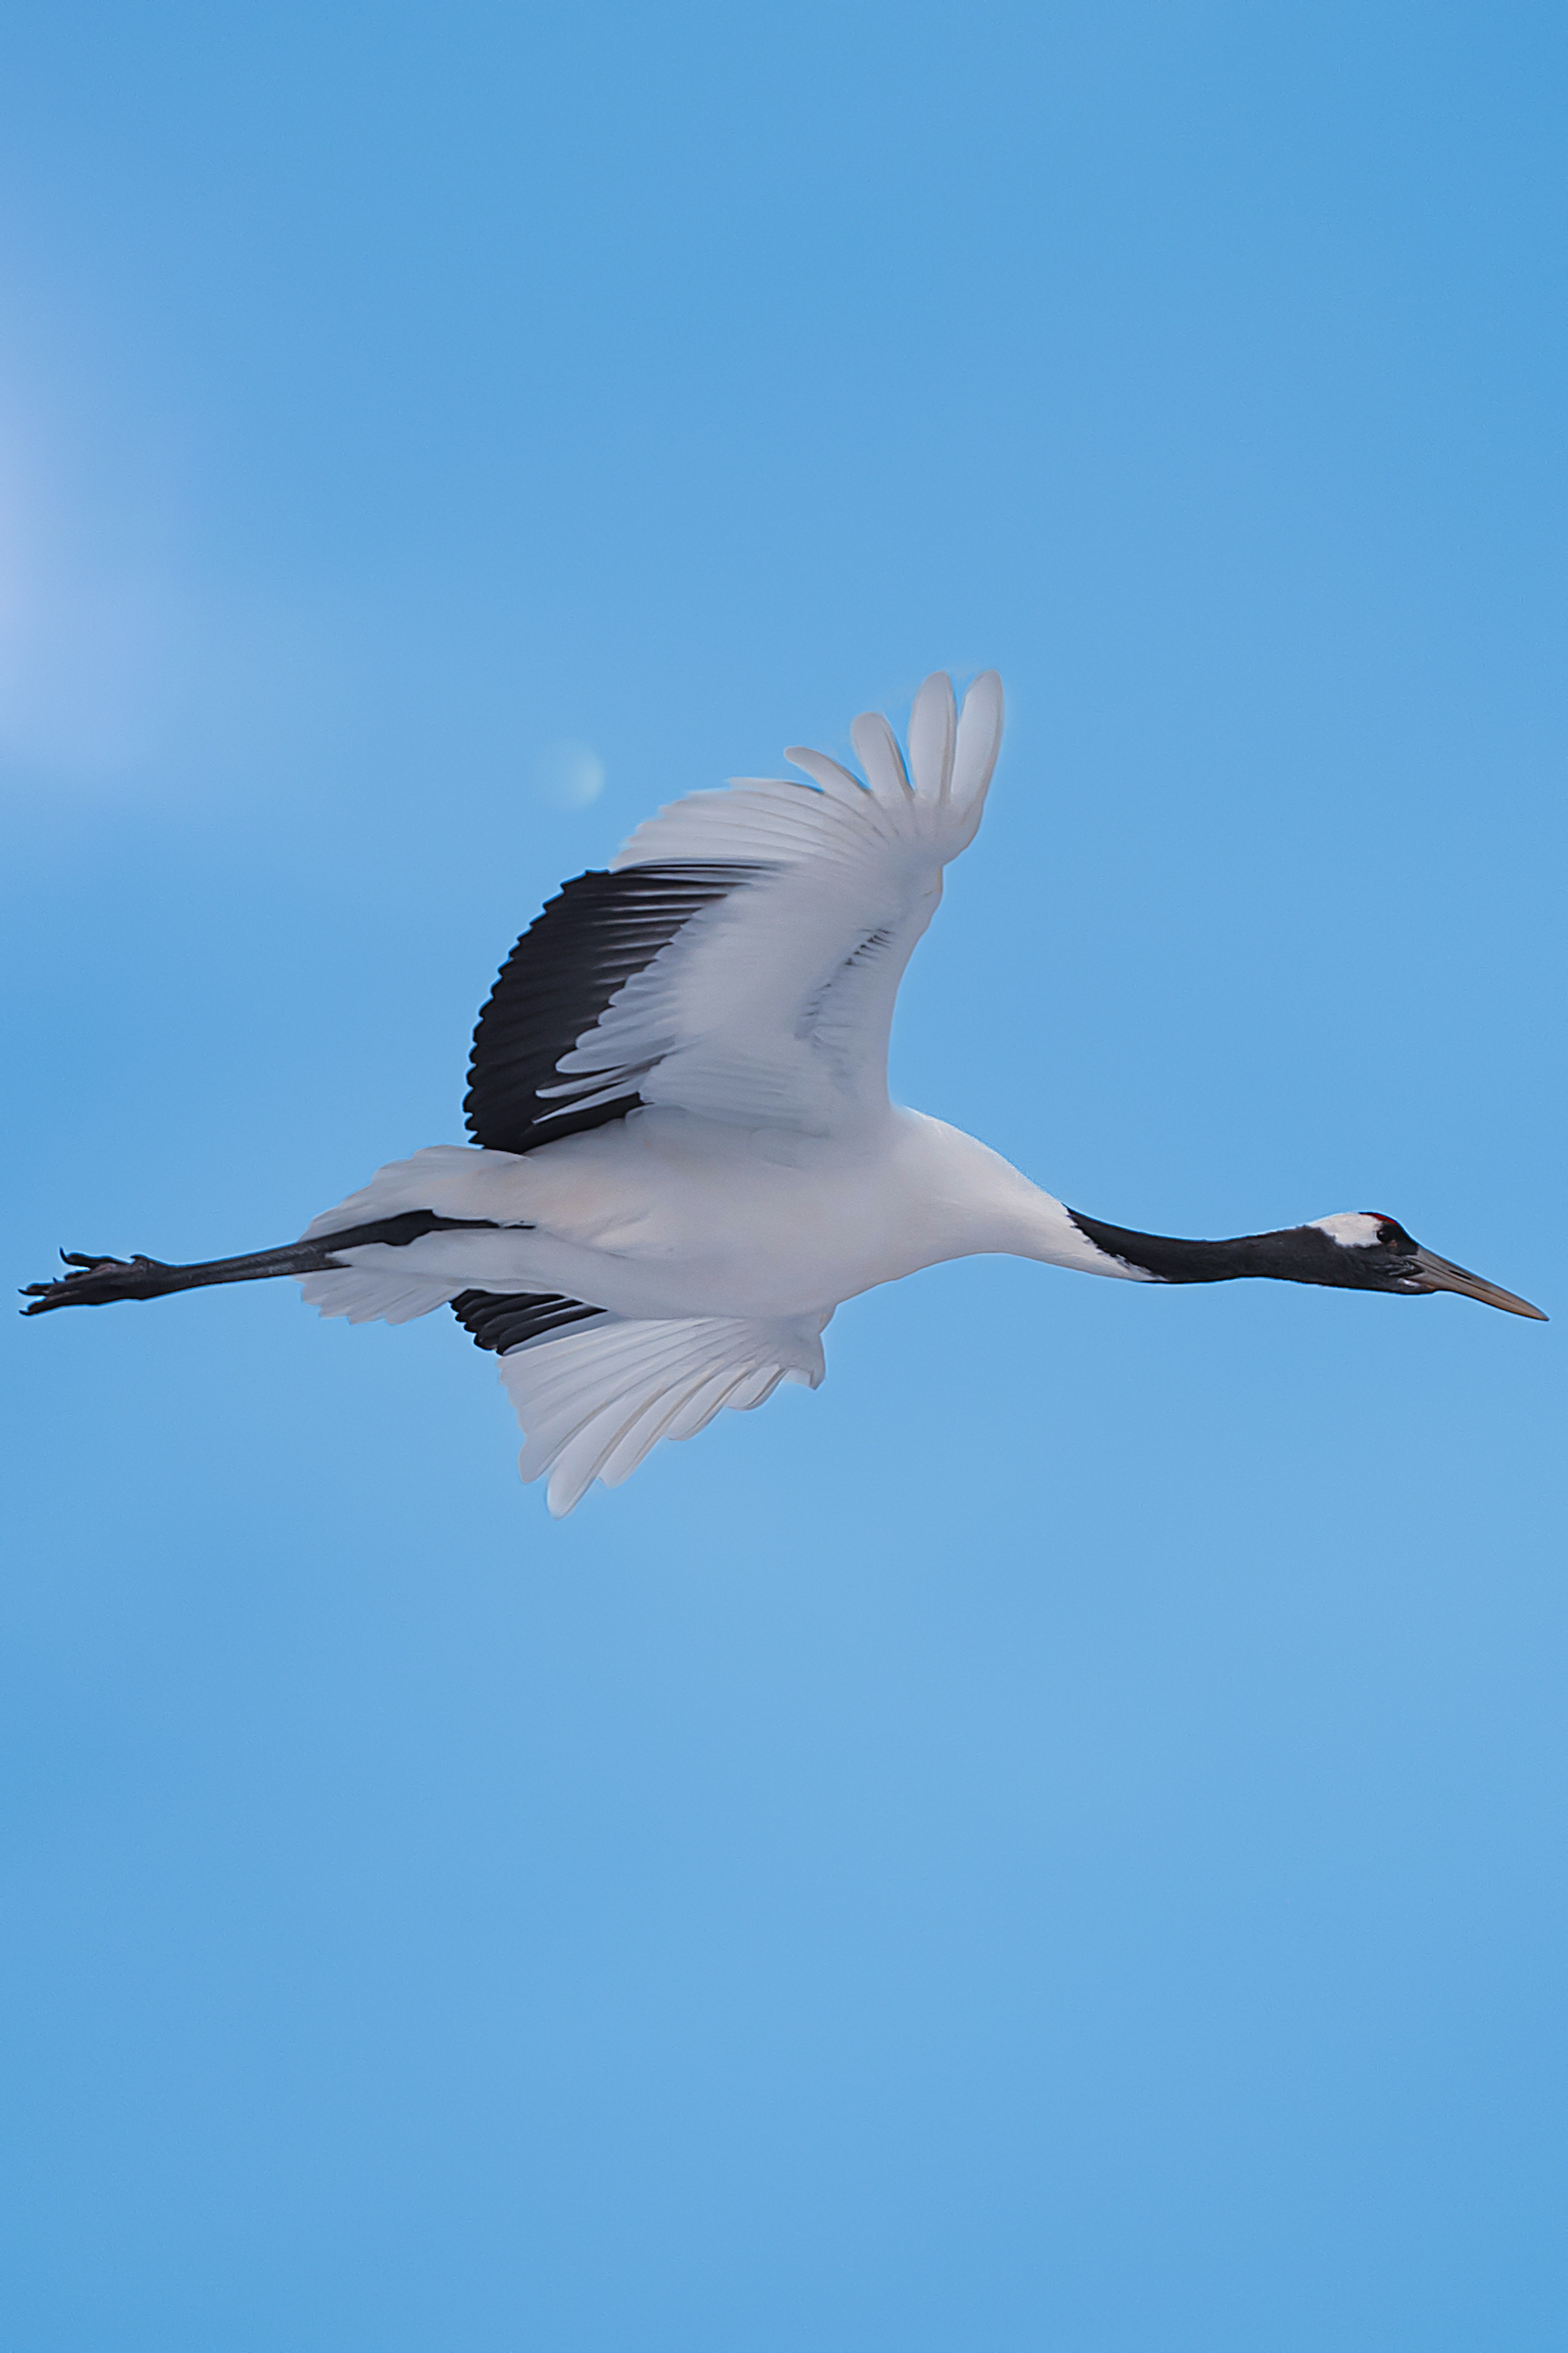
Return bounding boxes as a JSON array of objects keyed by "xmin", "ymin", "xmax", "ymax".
[{"xmin": 532, "ymin": 738, "xmax": 605, "ymax": 809}]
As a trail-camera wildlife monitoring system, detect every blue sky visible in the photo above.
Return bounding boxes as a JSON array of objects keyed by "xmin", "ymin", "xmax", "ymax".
[{"xmin": 2, "ymin": 4, "xmax": 1565, "ymax": 2346}]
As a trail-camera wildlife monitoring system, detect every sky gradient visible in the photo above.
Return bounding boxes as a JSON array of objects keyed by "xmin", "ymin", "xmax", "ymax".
[{"xmin": 2, "ymin": 4, "xmax": 1566, "ymax": 2347}]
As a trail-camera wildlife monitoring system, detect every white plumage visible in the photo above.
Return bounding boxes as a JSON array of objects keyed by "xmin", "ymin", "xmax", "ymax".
[
  {"xmin": 27, "ymin": 663, "xmax": 1543, "ymax": 1495},
  {"xmin": 298, "ymin": 670, "xmax": 1116, "ymax": 1512}
]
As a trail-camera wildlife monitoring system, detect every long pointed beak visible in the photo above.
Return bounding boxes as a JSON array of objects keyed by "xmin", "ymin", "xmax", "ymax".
[{"xmin": 1408, "ymin": 1247, "xmax": 1548, "ymax": 1321}]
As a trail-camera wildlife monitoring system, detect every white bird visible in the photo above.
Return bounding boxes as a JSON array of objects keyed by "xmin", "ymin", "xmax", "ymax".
[{"xmin": 25, "ymin": 671, "xmax": 1544, "ymax": 1512}]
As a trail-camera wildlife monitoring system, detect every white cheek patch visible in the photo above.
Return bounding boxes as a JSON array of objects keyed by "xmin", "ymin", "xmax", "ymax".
[{"xmin": 1309, "ymin": 1211, "xmax": 1386, "ymax": 1251}]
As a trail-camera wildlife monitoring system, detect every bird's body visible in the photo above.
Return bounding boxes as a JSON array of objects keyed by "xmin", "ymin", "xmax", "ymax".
[
  {"xmin": 302, "ymin": 1110, "xmax": 1104, "ymax": 1328},
  {"xmin": 25, "ymin": 669, "xmax": 1543, "ymax": 1512}
]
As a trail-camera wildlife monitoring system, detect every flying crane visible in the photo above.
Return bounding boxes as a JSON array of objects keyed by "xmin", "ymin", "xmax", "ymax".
[{"xmin": 24, "ymin": 671, "xmax": 1545, "ymax": 1512}]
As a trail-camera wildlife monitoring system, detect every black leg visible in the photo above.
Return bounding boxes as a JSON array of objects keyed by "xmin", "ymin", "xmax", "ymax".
[
  {"xmin": 22, "ymin": 1244, "xmax": 337, "ymax": 1312},
  {"xmin": 20, "ymin": 1210, "xmax": 518, "ymax": 1316}
]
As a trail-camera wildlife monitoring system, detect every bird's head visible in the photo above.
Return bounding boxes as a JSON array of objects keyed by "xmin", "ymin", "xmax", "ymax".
[{"xmin": 1307, "ymin": 1213, "xmax": 1546, "ymax": 1318}]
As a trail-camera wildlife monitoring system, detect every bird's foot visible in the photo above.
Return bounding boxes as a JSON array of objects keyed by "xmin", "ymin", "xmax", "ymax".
[{"xmin": 21, "ymin": 1252, "xmax": 175, "ymax": 1312}]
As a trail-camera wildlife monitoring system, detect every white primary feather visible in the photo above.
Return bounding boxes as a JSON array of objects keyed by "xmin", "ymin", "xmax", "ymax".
[
  {"xmin": 499, "ymin": 1312, "xmax": 828, "ymax": 1515},
  {"xmin": 539, "ymin": 671, "xmax": 1005, "ymax": 1138},
  {"xmin": 906, "ymin": 670, "xmax": 957, "ymax": 804},
  {"xmin": 849, "ymin": 709, "xmax": 913, "ymax": 803},
  {"xmin": 949, "ymin": 668, "xmax": 1004, "ymax": 822}
]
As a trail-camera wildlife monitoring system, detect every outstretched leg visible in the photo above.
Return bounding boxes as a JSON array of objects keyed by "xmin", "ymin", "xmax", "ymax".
[{"xmin": 21, "ymin": 1211, "xmax": 506, "ymax": 1315}]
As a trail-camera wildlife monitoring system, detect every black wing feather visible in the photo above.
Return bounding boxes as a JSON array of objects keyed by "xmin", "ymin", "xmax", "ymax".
[
  {"xmin": 464, "ymin": 862, "xmax": 770, "ymax": 1155},
  {"xmin": 451, "ymin": 1288, "xmax": 607, "ymax": 1353}
]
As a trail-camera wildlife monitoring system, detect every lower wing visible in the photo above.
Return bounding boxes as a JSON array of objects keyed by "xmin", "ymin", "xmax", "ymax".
[{"xmin": 499, "ymin": 1309, "xmax": 828, "ymax": 1516}]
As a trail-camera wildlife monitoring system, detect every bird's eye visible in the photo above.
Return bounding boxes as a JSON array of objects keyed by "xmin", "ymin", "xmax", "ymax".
[{"xmin": 1376, "ymin": 1220, "xmax": 1405, "ymax": 1248}]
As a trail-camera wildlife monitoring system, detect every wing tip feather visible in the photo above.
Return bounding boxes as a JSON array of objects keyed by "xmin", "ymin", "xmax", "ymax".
[{"xmin": 908, "ymin": 671, "xmax": 958, "ymax": 804}]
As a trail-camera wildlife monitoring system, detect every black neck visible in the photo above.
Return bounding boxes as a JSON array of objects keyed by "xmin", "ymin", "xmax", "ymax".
[{"xmin": 1068, "ymin": 1211, "xmax": 1371, "ymax": 1290}]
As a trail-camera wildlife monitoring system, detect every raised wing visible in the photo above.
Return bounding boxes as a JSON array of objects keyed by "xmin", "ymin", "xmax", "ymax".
[{"xmin": 465, "ymin": 669, "xmax": 1004, "ymax": 1150}]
